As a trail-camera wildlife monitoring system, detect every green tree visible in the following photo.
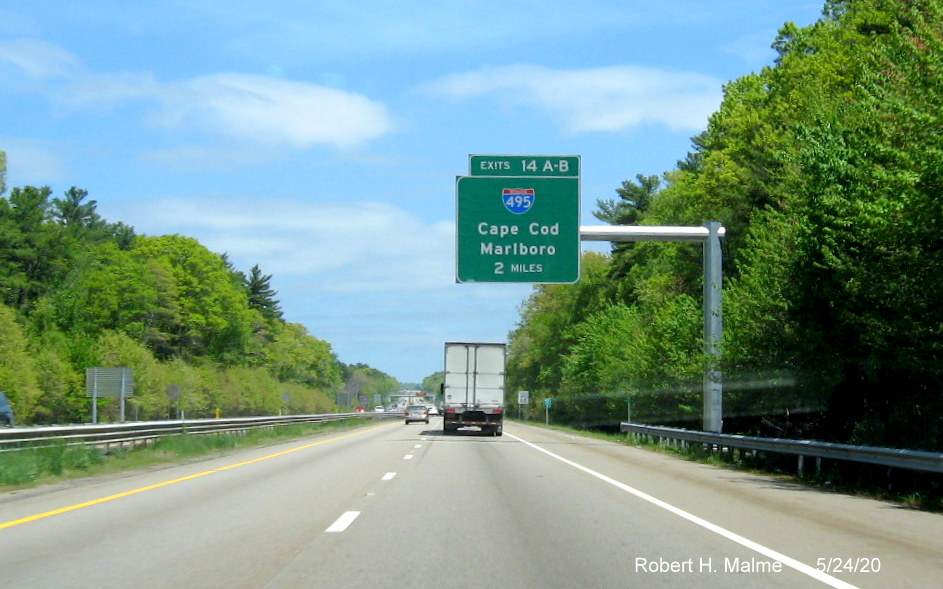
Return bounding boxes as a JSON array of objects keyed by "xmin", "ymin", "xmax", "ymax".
[
  {"xmin": 776, "ymin": 0, "xmax": 943, "ymax": 448},
  {"xmin": 507, "ymin": 1, "xmax": 943, "ymax": 449},
  {"xmin": 0, "ymin": 186, "xmax": 66, "ymax": 311},
  {"xmin": 593, "ymin": 174, "xmax": 660, "ymax": 226},
  {"xmin": 42, "ymin": 242, "xmax": 185, "ymax": 359},
  {"xmin": 244, "ymin": 264, "xmax": 283, "ymax": 321},
  {"xmin": 507, "ymin": 252, "xmax": 613, "ymax": 396},
  {"xmin": 52, "ymin": 187, "xmax": 101, "ymax": 235},
  {"xmin": 132, "ymin": 235, "xmax": 254, "ymax": 362},
  {"xmin": 263, "ymin": 321, "xmax": 340, "ymax": 389},
  {"xmin": 0, "ymin": 303, "xmax": 42, "ymax": 421},
  {"xmin": 340, "ymin": 363, "xmax": 398, "ymax": 408}
]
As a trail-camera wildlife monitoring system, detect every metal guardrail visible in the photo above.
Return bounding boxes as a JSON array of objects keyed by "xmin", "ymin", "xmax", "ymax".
[
  {"xmin": 0, "ymin": 413, "xmax": 397, "ymax": 453},
  {"xmin": 620, "ymin": 423, "xmax": 943, "ymax": 474}
]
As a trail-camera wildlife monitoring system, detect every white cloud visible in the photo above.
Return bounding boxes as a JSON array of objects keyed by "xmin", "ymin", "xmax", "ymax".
[
  {"xmin": 425, "ymin": 64, "xmax": 722, "ymax": 133},
  {"xmin": 0, "ymin": 39, "xmax": 394, "ymax": 151},
  {"xmin": 110, "ymin": 195, "xmax": 455, "ymax": 292},
  {"xmin": 155, "ymin": 74, "xmax": 395, "ymax": 149},
  {"xmin": 0, "ymin": 38, "xmax": 80, "ymax": 79}
]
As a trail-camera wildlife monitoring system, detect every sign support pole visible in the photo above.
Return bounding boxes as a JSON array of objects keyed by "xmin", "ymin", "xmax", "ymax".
[
  {"xmin": 703, "ymin": 222, "xmax": 723, "ymax": 433},
  {"xmin": 92, "ymin": 377, "xmax": 98, "ymax": 425},
  {"xmin": 120, "ymin": 368, "xmax": 127, "ymax": 423}
]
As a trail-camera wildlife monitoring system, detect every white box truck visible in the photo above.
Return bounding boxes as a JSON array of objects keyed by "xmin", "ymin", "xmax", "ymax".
[{"xmin": 442, "ymin": 342, "xmax": 505, "ymax": 436}]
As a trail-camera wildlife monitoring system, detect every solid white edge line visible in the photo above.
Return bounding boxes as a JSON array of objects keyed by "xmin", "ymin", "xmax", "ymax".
[
  {"xmin": 505, "ymin": 432, "xmax": 860, "ymax": 589},
  {"xmin": 325, "ymin": 511, "xmax": 361, "ymax": 533},
  {"xmin": 382, "ymin": 472, "xmax": 397, "ymax": 481}
]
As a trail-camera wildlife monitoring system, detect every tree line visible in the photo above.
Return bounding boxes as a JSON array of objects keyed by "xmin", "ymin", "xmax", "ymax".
[
  {"xmin": 0, "ymin": 171, "xmax": 399, "ymax": 423},
  {"xmin": 506, "ymin": 0, "xmax": 943, "ymax": 451}
]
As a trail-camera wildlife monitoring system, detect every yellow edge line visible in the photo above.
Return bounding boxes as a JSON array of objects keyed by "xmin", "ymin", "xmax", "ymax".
[{"xmin": 1, "ymin": 422, "xmax": 392, "ymax": 531}]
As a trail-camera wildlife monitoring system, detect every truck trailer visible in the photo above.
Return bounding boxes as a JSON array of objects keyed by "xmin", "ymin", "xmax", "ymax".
[{"xmin": 442, "ymin": 342, "xmax": 505, "ymax": 436}]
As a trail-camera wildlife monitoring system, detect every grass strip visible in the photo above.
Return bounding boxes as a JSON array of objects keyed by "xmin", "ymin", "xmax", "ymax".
[{"xmin": 0, "ymin": 418, "xmax": 374, "ymax": 490}]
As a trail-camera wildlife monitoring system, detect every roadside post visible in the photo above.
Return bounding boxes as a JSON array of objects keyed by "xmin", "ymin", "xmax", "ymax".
[
  {"xmin": 518, "ymin": 390, "xmax": 529, "ymax": 420},
  {"xmin": 167, "ymin": 383, "xmax": 181, "ymax": 420}
]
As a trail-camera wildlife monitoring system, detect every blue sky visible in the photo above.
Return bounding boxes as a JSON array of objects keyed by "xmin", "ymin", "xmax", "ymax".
[{"xmin": 0, "ymin": 1, "xmax": 824, "ymax": 383}]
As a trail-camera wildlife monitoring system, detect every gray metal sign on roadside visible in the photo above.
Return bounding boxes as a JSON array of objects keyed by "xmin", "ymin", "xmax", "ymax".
[
  {"xmin": 85, "ymin": 367, "xmax": 134, "ymax": 398},
  {"xmin": 86, "ymin": 367, "xmax": 134, "ymax": 423},
  {"xmin": 518, "ymin": 390, "xmax": 530, "ymax": 405}
]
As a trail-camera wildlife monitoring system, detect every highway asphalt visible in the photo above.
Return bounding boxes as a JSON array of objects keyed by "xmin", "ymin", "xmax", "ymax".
[{"xmin": 1, "ymin": 419, "xmax": 940, "ymax": 588}]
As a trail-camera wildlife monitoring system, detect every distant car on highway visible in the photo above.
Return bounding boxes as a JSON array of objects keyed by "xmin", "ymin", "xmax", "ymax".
[
  {"xmin": 0, "ymin": 392, "xmax": 13, "ymax": 427},
  {"xmin": 426, "ymin": 405, "xmax": 439, "ymax": 415},
  {"xmin": 374, "ymin": 405, "xmax": 385, "ymax": 413},
  {"xmin": 404, "ymin": 405, "xmax": 429, "ymax": 425}
]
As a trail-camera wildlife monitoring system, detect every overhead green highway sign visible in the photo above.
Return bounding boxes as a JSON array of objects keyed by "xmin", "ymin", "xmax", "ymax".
[{"xmin": 455, "ymin": 172, "xmax": 580, "ymax": 284}]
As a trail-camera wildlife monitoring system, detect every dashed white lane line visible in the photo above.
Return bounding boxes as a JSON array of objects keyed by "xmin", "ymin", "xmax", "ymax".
[
  {"xmin": 382, "ymin": 472, "xmax": 397, "ymax": 481},
  {"xmin": 414, "ymin": 444, "xmax": 422, "ymax": 448},
  {"xmin": 505, "ymin": 432, "xmax": 859, "ymax": 589},
  {"xmin": 404, "ymin": 454, "xmax": 414, "ymax": 460},
  {"xmin": 325, "ymin": 511, "xmax": 361, "ymax": 533}
]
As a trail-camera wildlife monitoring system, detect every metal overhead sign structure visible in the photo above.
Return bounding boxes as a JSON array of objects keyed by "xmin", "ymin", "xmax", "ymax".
[
  {"xmin": 582, "ymin": 223, "xmax": 725, "ymax": 433},
  {"xmin": 456, "ymin": 155, "xmax": 581, "ymax": 284},
  {"xmin": 454, "ymin": 154, "xmax": 726, "ymax": 433}
]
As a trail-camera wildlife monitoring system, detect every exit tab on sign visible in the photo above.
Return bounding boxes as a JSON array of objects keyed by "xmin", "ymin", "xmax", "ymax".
[
  {"xmin": 469, "ymin": 154, "xmax": 579, "ymax": 177},
  {"xmin": 456, "ymin": 154, "xmax": 580, "ymax": 284}
]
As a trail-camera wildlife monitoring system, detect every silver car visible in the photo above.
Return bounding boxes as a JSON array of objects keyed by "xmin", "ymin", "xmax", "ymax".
[{"xmin": 404, "ymin": 405, "xmax": 429, "ymax": 425}]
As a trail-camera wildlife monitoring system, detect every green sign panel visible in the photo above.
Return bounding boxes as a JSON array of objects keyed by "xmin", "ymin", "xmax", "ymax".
[
  {"xmin": 455, "ymin": 175, "xmax": 580, "ymax": 283},
  {"xmin": 469, "ymin": 154, "xmax": 579, "ymax": 177}
]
